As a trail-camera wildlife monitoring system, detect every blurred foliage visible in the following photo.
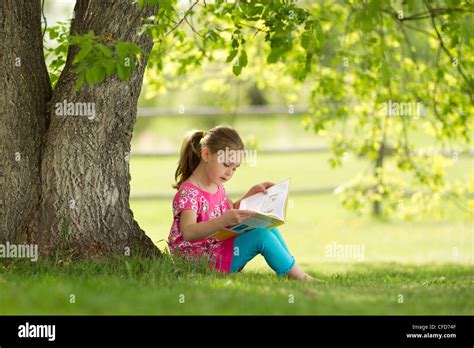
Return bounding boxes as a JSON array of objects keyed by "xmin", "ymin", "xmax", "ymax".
[
  {"xmin": 44, "ymin": 20, "xmax": 70, "ymax": 87},
  {"xmin": 42, "ymin": 0, "xmax": 473, "ymax": 218},
  {"xmin": 296, "ymin": 0, "xmax": 473, "ymax": 218}
]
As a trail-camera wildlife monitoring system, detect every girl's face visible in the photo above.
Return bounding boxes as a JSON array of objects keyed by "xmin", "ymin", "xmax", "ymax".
[{"xmin": 202, "ymin": 147, "xmax": 241, "ymax": 185}]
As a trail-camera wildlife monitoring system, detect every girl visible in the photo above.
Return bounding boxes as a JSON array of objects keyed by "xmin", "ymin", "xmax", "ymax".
[{"xmin": 168, "ymin": 125, "xmax": 314, "ymax": 281}]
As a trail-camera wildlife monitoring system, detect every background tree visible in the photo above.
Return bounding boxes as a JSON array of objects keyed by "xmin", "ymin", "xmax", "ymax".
[
  {"xmin": 132, "ymin": 0, "xmax": 473, "ymax": 218},
  {"xmin": 296, "ymin": 0, "xmax": 473, "ymax": 217}
]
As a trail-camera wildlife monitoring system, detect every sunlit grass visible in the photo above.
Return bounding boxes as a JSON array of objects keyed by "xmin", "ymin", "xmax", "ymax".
[{"xmin": 1, "ymin": 257, "xmax": 472, "ymax": 315}]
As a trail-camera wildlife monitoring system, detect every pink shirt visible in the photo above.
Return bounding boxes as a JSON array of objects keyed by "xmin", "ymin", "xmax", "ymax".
[{"xmin": 168, "ymin": 181, "xmax": 235, "ymax": 273}]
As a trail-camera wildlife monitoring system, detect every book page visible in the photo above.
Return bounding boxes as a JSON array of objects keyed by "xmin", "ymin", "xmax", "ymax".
[
  {"xmin": 239, "ymin": 178, "xmax": 290, "ymax": 220},
  {"xmin": 239, "ymin": 192, "xmax": 264, "ymax": 211}
]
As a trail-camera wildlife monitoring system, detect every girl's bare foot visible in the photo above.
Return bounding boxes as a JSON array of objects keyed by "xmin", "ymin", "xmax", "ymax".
[
  {"xmin": 287, "ymin": 264, "xmax": 315, "ymax": 281},
  {"xmin": 286, "ymin": 264, "xmax": 326, "ymax": 282}
]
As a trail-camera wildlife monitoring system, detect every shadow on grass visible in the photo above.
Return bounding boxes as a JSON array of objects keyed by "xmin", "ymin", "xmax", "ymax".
[{"xmin": 0, "ymin": 256, "xmax": 472, "ymax": 315}]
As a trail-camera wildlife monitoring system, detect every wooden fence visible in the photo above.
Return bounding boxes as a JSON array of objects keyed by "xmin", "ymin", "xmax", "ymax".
[{"xmin": 130, "ymin": 106, "xmax": 473, "ymax": 200}]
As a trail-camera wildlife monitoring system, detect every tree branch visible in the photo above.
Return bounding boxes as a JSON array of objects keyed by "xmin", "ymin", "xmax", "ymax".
[
  {"xmin": 163, "ymin": 0, "xmax": 199, "ymax": 38},
  {"xmin": 424, "ymin": 0, "xmax": 473, "ymax": 103},
  {"xmin": 382, "ymin": 7, "xmax": 474, "ymax": 21},
  {"xmin": 41, "ymin": 0, "xmax": 47, "ymax": 38}
]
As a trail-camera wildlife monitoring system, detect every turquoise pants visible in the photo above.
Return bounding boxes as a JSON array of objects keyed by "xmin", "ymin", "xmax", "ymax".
[{"xmin": 230, "ymin": 227, "xmax": 295, "ymax": 276}]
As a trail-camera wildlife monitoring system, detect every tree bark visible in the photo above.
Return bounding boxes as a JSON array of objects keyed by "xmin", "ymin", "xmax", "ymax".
[
  {"xmin": 0, "ymin": 0, "xmax": 51, "ymax": 244},
  {"xmin": 2, "ymin": 0, "xmax": 161, "ymax": 259}
]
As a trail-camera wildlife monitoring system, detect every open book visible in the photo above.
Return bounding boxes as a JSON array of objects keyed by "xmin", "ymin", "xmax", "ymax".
[{"xmin": 211, "ymin": 178, "xmax": 290, "ymax": 241}]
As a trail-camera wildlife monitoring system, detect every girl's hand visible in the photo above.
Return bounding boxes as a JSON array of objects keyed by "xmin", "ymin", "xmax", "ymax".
[
  {"xmin": 218, "ymin": 209, "xmax": 256, "ymax": 227},
  {"xmin": 244, "ymin": 182, "xmax": 274, "ymax": 198}
]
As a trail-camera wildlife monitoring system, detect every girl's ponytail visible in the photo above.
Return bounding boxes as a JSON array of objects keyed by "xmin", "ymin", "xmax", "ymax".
[
  {"xmin": 173, "ymin": 130, "xmax": 206, "ymax": 189},
  {"xmin": 173, "ymin": 126, "xmax": 244, "ymax": 190}
]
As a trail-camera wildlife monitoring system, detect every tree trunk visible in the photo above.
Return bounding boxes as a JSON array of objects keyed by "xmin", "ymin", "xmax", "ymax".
[
  {"xmin": 2, "ymin": 0, "xmax": 160, "ymax": 259},
  {"xmin": 372, "ymin": 140, "xmax": 385, "ymax": 217},
  {"xmin": 0, "ymin": 0, "xmax": 51, "ymax": 244}
]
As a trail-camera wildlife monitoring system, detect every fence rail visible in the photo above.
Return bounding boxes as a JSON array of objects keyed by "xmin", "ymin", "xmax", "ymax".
[
  {"xmin": 131, "ymin": 107, "xmax": 473, "ymax": 200},
  {"xmin": 130, "ymin": 147, "xmax": 474, "ymax": 158},
  {"xmin": 137, "ymin": 105, "xmax": 309, "ymax": 117},
  {"xmin": 131, "ymin": 187, "xmax": 335, "ymax": 201},
  {"xmin": 130, "ymin": 187, "xmax": 474, "ymax": 201},
  {"xmin": 131, "ymin": 146, "xmax": 329, "ymax": 157}
]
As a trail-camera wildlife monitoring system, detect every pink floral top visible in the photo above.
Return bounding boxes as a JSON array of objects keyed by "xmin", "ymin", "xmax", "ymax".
[{"xmin": 168, "ymin": 181, "xmax": 235, "ymax": 273}]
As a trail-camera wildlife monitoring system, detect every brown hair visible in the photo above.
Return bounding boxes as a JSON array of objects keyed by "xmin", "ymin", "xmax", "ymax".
[{"xmin": 173, "ymin": 125, "xmax": 245, "ymax": 190}]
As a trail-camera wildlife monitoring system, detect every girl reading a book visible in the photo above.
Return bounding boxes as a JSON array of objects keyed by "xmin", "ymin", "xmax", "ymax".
[{"xmin": 168, "ymin": 125, "xmax": 314, "ymax": 281}]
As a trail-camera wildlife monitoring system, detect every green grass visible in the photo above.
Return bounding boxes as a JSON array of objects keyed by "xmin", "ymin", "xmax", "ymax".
[
  {"xmin": 1, "ymin": 115, "xmax": 471, "ymax": 315},
  {"xmin": 1, "ymin": 191, "xmax": 470, "ymax": 315},
  {"xmin": 0, "ymin": 256, "xmax": 472, "ymax": 315}
]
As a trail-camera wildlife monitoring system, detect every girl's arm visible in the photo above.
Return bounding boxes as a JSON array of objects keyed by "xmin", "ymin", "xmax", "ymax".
[
  {"xmin": 232, "ymin": 198, "xmax": 241, "ymax": 209},
  {"xmin": 180, "ymin": 209, "xmax": 256, "ymax": 242},
  {"xmin": 230, "ymin": 182, "xmax": 275, "ymax": 209},
  {"xmin": 180, "ymin": 211, "xmax": 221, "ymax": 241}
]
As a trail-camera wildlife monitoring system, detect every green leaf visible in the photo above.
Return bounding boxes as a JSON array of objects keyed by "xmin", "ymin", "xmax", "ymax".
[
  {"xmin": 267, "ymin": 49, "xmax": 281, "ymax": 64},
  {"xmin": 240, "ymin": 50, "xmax": 248, "ymax": 67},
  {"xmin": 101, "ymin": 60, "xmax": 116, "ymax": 76},
  {"xmin": 84, "ymin": 30, "xmax": 95, "ymax": 39},
  {"xmin": 85, "ymin": 67, "xmax": 96, "ymax": 85},
  {"xmin": 74, "ymin": 42, "xmax": 92, "ymax": 64},
  {"xmin": 72, "ymin": 60, "xmax": 87, "ymax": 74},
  {"xmin": 127, "ymin": 43, "xmax": 141, "ymax": 56},
  {"xmin": 226, "ymin": 50, "xmax": 238, "ymax": 63},
  {"xmin": 117, "ymin": 60, "xmax": 132, "ymax": 81},
  {"xmin": 49, "ymin": 29, "xmax": 59, "ymax": 40},
  {"xmin": 96, "ymin": 44, "xmax": 113, "ymax": 58},
  {"xmin": 231, "ymin": 38, "xmax": 239, "ymax": 49},
  {"xmin": 85, "ymin": 64, "xmax": 105, "ymax": 85},
  {"xmin": 232, "ymin": 63, "xmax": 242, "ymax": 76},
  {"xmin": 159, "ymin": 0, "xmax": 173, "ymax": 11},
  {"xmin": 301, "ymin": 32, "xmax": 311, "ymax": 49},
  {"xmin": 379, "ymin": 60, "xmax": 391, "ymax": 84},
  {"xmin": 116, "ymin": 42, "xmax": 141, "ymax": 57},
  {"xmin": 367, "ymin": 0, "xmax": 382, "ymax": 18},
  {"xmin": 74, "ymin": 73, "xmax": 85, "ymax": 91},
  {"xmin": 116, "ymin": 42, "xmax": 130, "ymax": 58}
]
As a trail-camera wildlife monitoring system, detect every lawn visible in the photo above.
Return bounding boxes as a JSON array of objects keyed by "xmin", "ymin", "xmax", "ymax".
[
  {"xmin": 1, "ymin": 190, "xmax": 471, "ymax": 315},
  {"xmin": 0, "ymin": 257, "xmax": 472, "ymax": 315},
  {"xmin": 1, "ymin": 115, "xmax": 471, "ymax": 315}
]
